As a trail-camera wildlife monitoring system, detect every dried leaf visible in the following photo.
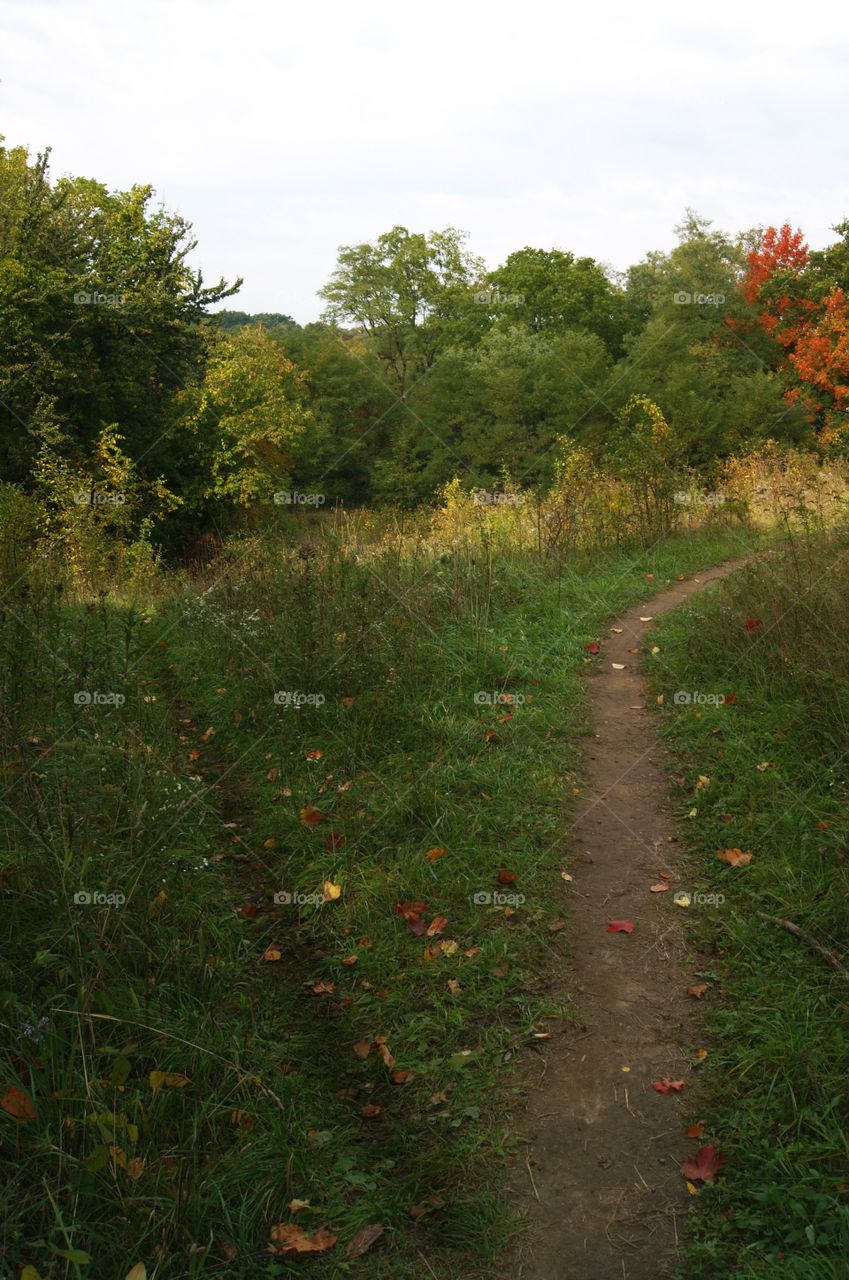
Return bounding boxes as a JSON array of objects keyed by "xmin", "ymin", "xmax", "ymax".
[
  {"xmin": 345, "ymin": 1223, "xmax": 384, "ymax": 1259},
  {"xmin": 268, "ymin": 1223, "xmax": 337, "ymax": 1254},
  {"xmin": 606, "ymin": 919, "xmax": 634, "ymax": 934},
  {"xmin": 1, "ymin": 1085, "xmax": 35, "ymax": 1120}
]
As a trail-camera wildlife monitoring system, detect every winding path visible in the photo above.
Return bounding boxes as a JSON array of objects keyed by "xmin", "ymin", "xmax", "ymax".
[{"xmin": 509, "ymin": 560, "xmax": 750, "ymax": 1280}]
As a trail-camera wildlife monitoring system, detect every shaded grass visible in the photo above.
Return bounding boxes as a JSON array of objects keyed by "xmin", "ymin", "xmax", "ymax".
[{"xmin": 1, "ymin": 524, "xmax": 755, "ymax": 1278}]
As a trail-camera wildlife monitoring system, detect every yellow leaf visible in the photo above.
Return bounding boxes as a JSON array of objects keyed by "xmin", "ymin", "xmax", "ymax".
[
  {"xmin": 696, "ymin": 1047, "xmax": 709, "ymax": 1062},
  {"xmin": 164, "ymin": 1073, "xmax": 190, "ymax": 1088},
  {"xmin": 695, "ymin": 775, "xmax": 711, "ymax": 790},
  {"xmin": 322, "ymin": 880, "xmax": 342, "ymax": 901},
  {"xmin": 21, "ymin": 1268, "xmax": 43, "ymax": 1280},
  {"xmin": 686, "ymin": 1180, "xmax": 699, "ymax": 1196},
  {"xmin": 149, "ymin": 1071, "xmax": 165, "ymax": 1091}
]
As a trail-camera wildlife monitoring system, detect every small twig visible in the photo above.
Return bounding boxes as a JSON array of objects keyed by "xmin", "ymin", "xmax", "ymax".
[
  {"xmin": 756, "ymin": 911, "xmax": 849, "ymax": 982},
  {"xmin": 525, "ymin": 1152, "xmax": 541, "ymax": 1202}
]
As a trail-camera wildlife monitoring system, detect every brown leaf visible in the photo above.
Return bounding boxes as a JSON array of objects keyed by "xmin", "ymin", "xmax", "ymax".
[
  {"xmin": 687, "ymin": 983, "xmax": 710, "ymax": 999},
  {"xmin": 299, "ymin": 806, "xmax": 323, "ymax": 828},
  {"xmin": 652, "ymin": 1077, "xmax": 685, "ymax": 1094},
  {"xmin": 352, "ymin": 1038, "xmax": 372, "ymax": 1060},
  {"xmin": 650, "ymin": 882, "xmax": 670, "ymax": 893},
  {"xmin": 716, "ymin": 847, "xmax": 753, "ymax": 866},
  {"xmin": 266, "ymin": 767, "xmax": 279, "ymax": 782},
  {"xmin": 377, "ymin": 1043, "xmax": 395, "ymax": 1069},
  {"xmin": 497, "ymin": 869, "xmax": 517, "ymax": 885},
  {"xmin": 681, "ymin": 1144, "xmax": 724, "ymax": 1183},
  {"xmin": 685, "ymin": 1121, "xmax": 706, "ymax": 1138},
  {"xmin": 345, "ymin": 1223, "xmax": 384, "ymax": 1259},
  {"xmin": 391, "ymin": 1069, "xmax": 415, "ymax": 1084},
  {"xmin": 426, "ymin": 914, "xmax": 447, "ymax": 937},
  {"xmin": 425, "ymin": 847, "xmax": 448, "ymax": 861},
  {"xmin": 360, "ymin": 1103, "xmax": 383, "ymax": 1118}
]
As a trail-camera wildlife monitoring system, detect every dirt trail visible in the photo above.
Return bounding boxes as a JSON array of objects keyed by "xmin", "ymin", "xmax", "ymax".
[{"xmin": 507, "ymin": 559, "xmax": 750, "ymax": 1280}]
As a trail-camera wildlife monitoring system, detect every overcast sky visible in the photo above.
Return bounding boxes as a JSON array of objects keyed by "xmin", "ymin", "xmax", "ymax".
[{"xmin": 3, "ymin": 0, "xmax": 848, "ymax": 322}]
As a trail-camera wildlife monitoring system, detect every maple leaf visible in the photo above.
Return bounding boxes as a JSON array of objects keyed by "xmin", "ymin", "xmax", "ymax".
[
  {"xmin": 268, "ymin": 1223, "xmax": 337, "ymax": 1255},
  {"xmin": 606, "ymin": 919, "xmax": 634, "ymax": 934},
  {"xmin": 716, "ymin": 848, "xmax": 753, "ymax": 866},
  {"xmin": 653, "ymin": 1077, "xmax": 685, "ymax": 1094},
  {"xmin": 681, "ymin": 1144, "xmax": 724, "ymax": 1183}
]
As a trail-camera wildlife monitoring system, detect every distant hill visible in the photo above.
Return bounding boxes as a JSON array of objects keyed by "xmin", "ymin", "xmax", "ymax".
[{"xmin": 212, "ymin": 309, "xmax": 298, "ymax": 332}]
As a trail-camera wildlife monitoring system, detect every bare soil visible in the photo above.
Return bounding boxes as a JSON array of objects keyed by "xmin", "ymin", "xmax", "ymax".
[{"xmin": 506, "ymin": 560, "xmax": 749, "ymax": 1280}]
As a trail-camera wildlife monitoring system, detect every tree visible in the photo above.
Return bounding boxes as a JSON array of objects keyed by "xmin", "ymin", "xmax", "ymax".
[{"xmin": 319, "ymin": 225, "xmax": 484, "ymax": 396}]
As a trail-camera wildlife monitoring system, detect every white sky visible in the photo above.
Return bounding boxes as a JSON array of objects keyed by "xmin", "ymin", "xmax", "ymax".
[{"xmin": 3, "ymin": 0, "xmax": 848, "ymax": 322}]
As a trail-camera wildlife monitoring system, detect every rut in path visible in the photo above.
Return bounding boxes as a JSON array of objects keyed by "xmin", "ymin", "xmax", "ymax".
[{"xmin": 508, "ymin": 560, "xmax": 749, "ymax": 1280}]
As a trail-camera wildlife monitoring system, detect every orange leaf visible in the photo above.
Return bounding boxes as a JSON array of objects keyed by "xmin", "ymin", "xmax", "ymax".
[
  {"xmin": 360, "ymin": 1103, "xmax": 383, "ymax": 1118},
  {"xmin": 1, "ymin": 1086, "xmax": 35, "ymax": 1120},
  {"xmin": 425, "ymin": 847, "xmax": 448, "ymax": 861},
  {"xmin": 305, "ymin": 749, "xmax": 323, "ymax": 761},
  {"xmin": 497, "ymin": 869, "xmax": 517, "ymax": 885},
  {"xmin": 687, "ymin": 983, "xmax": 710, "ymax": 999},
  {"xmin": 716, "ymin": 848, "xmax": 753, "ymax": 866},
  {"xmin": 685, "ymin": 1121, "xmax": 706, "ymax": 1138},
  {"xmin": 352, "ymin": 1038, "xmax": 372, "ymax": 1060},
  {"xmin": 606, "ymin": 919, "xmax": 634, "ymax": 934},
  {"xmin": 269, "ymin": 1224, "xmax": 337, "ymax": 1255},
  {"xmin": 377, "ymin": 1043, "xmax": 395, "ymax": 1069},
  {"xmin": 390, "ymin": 1069, "xmax": 414, "ymax": 1084},
  {"xmin": 263, "ymin": 946, "xmax": 282, "ymax": 962},
  {"xmin": 299, "ymin": 806, "xmax": 322, "ymax": 828},
  {"xmin": 426, "ymin": 914, "xmax": 447, "ymax": 937},
  {"xmin": 266, "ymin": 767, "xmax": 279, "ymax": 782},
  {"xmin": 653, "ymin": 1077, "xmax": 685, "ymax": 1094}
]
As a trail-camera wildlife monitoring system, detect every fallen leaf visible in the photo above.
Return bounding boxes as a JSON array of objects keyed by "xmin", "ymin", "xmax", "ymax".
[
  {"xmin": 352, "ymin": 1038, "xmax": 372, "ymax": 1060},
  {"xmin": 484, "ymin": 728, "xmax": 499, "ymax": 744},
  {"xmin": 299, "ymin": 806, "xmax": 322, "ymax": 828},
  {"xmin": 745, "ymin": 617, "xmax": 762, "ymax": 633},
  {"xmin": 1, "ymin": 1086, "xmax": 35, "ymax": 1120},
  {"xmin": 391, "ymin": 1069, "xmax": 415, "ymax": 1084},
  {"xmin": 124, "ymin": 1267, "xmax": 147, "ymax": 1280},
  {"xmin": 447, "ymin": 979, "xmax": 462, "ymax": 994},
  {"xmin": 611, "ymin": 663, "xmax": 626, "ymax": 670},
  {"xmin": 263, "ymin": 945, "xmax": 282, "ymax": 962},
  {"xmin": 266, "ymin": 767, "xmax": 279, "ymax": 782},
  {"xmin": 346, "ymin": 1223, "xmax": 384, "ymax": 1259},
  {"xmin": 426, "ymin": 914, "xmax": 448, "ymax": 937},
  {"xmin": 269, "ymin": 1224, "xmax": 337, "ymax": 1255},
  {"xmin": 695, "ymin": 775, "xmax": 711, "ymax": 790},
  {"xmin": 378, "ymin": 1043, "xmax": 395, "ymax": 1068},
  {"xmin": 685, "ymin": 1121, "xmax": 706, "ymax": 1138},
  {"xmin": 650, "ymin": 882, "xmax": 670, "ymax": 893},
  {"xmin": 585, "ymin": 642, "xmax": 601, "ymax": 654},
  {"xmin": 686, "ymin": 1180, "xmax": 699, "ymax": 1195},
  {"xmin": 687, "ymin": 983, "xmax": 710, "ymax": 999},
  {"xmin": 409, "ymin": 1195, "xmax": 446, "ymax": 1220},
  {"xmin": 341, "ymin": 697, "xmax": 355, "ymax": 708},
  {"xmin": 640, "ymin": 615, "xmax": 653, "ymax": 622},
  {"xmin": 289, "ymin": 1199, "xmax": 311, "ymax": 1212},
  {"xmin": 305, "ymin": 749, "xmax": 323, "ymax": 761},
  {"xmin": 716, "ymin": 848, "xmax": 753, "ymax": 866},
  {"xmin": 360, "ymin": 1103, "xmax": 383, "ymax": 1118},
  {"xmin": 425, "ymin": 847, "xmax": 448, "ymax": 861},
  {"xmin": 681, "ymin": 1144, "xmax": 724, "ymax": 1183},
  {"xmin": 606, "ymin": 919, "xmax": 634, "ymax": 934},
  {"xmin": 325, "ymin": 832, "xmax": 346, "ymax": 852},
  {"xmin": 653, "ymin": 1078, "xmax": 685, "ymax": 1094},
  {"xmin": 561, "ymin": 871, "xmax": 573, "ymax": 882},
  {"xmin": 341, "ymin": 955, "xmax": 358, "ymax": 967},
  {"xmin": 497, "ymin": 869, "xmax": 517, "ymax": 884},
  {"xmin": 200, "ymin": 726, "xmax": 215, "ymax": 742},
  {"xmin": 238, "ymin": 903, "xmax": 258, "ymax": 918},
  {"xmin": 695, "ymin": 1047, "xmax": 709, "ymax": 1062},
  {"xmin": 322, "ymin": 880, "xmax": 342, "ymax": 901}
]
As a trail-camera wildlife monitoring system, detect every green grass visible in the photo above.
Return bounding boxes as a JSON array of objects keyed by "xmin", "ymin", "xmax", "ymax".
[
  {"xmin": 646, "ymin": 530, "xmax": 849, "ymax": 1279},
  {"xmin": 1, "ymin": 522, "xmax": 758, "ymax": 1279}
]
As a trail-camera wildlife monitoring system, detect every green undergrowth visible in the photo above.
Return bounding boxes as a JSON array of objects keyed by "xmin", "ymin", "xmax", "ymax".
[{"xmin": 1, "ymin": 523, "xmax": 759, "ymax": 1279}]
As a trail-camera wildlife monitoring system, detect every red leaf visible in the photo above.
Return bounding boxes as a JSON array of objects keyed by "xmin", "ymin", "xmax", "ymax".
[
  {"xmin": 325, "ymin": 832, "xmax": 346, "ymax": 852},
  {"xmin": 653, "ymin": 1077, "xmax": 685, "ymax": 1094},
  {"xmin": 1, "ymin": 1085, "xmax": 35, "ymax": 1120},
  {"xmin": 586, "ymin": 642, "xmax": 601, "ymax": 654},
  {"xmin": 745, "ymin": 618, "xmax": 762, "ymax": 634},
  {"xmin": 682, "ymin": 1144, "xmax": 725, "ymax": 1183},
  {"xmin": 606, "ymin": 919, "xmax": 634, "ymax": 934}
]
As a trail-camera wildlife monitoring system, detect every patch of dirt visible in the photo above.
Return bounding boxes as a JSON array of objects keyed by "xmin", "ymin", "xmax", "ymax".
[{"xmin": 506, "ymin": 560, "xmax": 750, "ymax": 1280}]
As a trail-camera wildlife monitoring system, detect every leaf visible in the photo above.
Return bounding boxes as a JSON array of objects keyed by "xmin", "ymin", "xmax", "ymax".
[
  {"xmin": 21, "ymin": 1268, "xmax": 43, "ymax": 1280},
  {"xmin": 341, "ymin": 696, "xmax": 355, "ymax": 708},
  {"xmin": 305, "ymin": 749, "xmax": 323, "ymax": 760},
  {"xmin": 685, "ymin": 1121, "xmax": 706, "ymax": 1138},
  {"xmin": 695, "ymin": 774, "xmax": 711, "ymax": 790},
  {"xmin": 447, "ymin": 979, "xmax": 462, "ymax": 994},
  {"xmin": 390, "ymin": 1069, "xmax": 414, "ymax": 1084},
  {"xmin": 745, "ymin": 617, "xmax": 762, "ymax": 633},
  {"xmin": 611, "ymin": 663, "xmax": 625, "ymax": 670},
  {"xmin": 268, "ymin": 1224, "xmax": 337, "ymax": 1254},
  {"xmin": 561, "ymin": 871, "xmax": 573, "ymax": 882},
  {"xmin": 299, "ymin": 806, "xmax": 322, "ymax": 828},
  {"xmin": 377, "ymin": 1043, "xmax": 395, "ymax": 1068},
  {"xmin": 484, "ymin": 728, "xmax": 499, "ymax": 744},
  {"xmin": 352, "ymin": 1038, "xmax": 372, "ymax": 1060},
  {"xmin": 716, "ymin": 847, "xmax": 753, "ymax": 866},
  {"xmin": 426, "ymin": 914, "xmax": 447, "ymax": 937},
  {"xmin": 346, "ymin": 1223, "xmax": 384, "ymax": 1259},
  {"xmin": 497, "ymin": 869, "xmax": 517, "ymax": 885},
  {"xmin": 639, "ymin": 616, "xmax": 653, "ymax": 621},
  {"xmin": 263, "ymin": 945, "xmax": 282, "ymax": 961},
  {"xmin": 606, "ymin": 919, "xmax": 634, "ymax": 934},
  {"xmin": 410, "ymin": 1194, "xmax": 446, "ymax": 1219},
  {"xmin": 238, "ymin": 903, "xmax": 258, "ymax": 918},
  {"xmin": 653, "ymin": 1078, "xmax": 685, "ymax": 1094},
  {"xmin": 266, "ymin": 767, "xmax": 279, "ymax": 782},
  {"xmin": 322, "ymin": 880, "xmax": 342, "ymax": 901},
  {"xmin": 585, "ymin": 642, "xmax": 600, "ymax": 654},
  {"xmin": 360, "ymin": 1103, "xmax": 383, "ymax": 1118},
  {"xmin": 681, "ymin": 1144, "xmax": 724, "ymax": 1183},
  {"xmin": 124, "ymin": 1266, "xmax": 147, "ymax": 1280},
  {"xmin": 49, "ymin": 1248, "xmax": 91, "ymax": 1264},
  {"xmin": 695, "ymin": 1047, "xmax": 709, "ymax": 1062},
  {"xmin": 687, "ymin": 983, "xmax": 710, "ymax": 999},
  {"xmin": 441, "ymin": 939, "xmax": 459, "ymax": 956},
  {"xmin": 1, "ymin": 1085, "xmax": 35, "ymax": 1120},
  {"xmin": 425, "ymin": 847, "xmax": 448, "ymax": 861},
  {"xmin": 650, "ymin": 882, "xmax": 670, "ymax": 892}
]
